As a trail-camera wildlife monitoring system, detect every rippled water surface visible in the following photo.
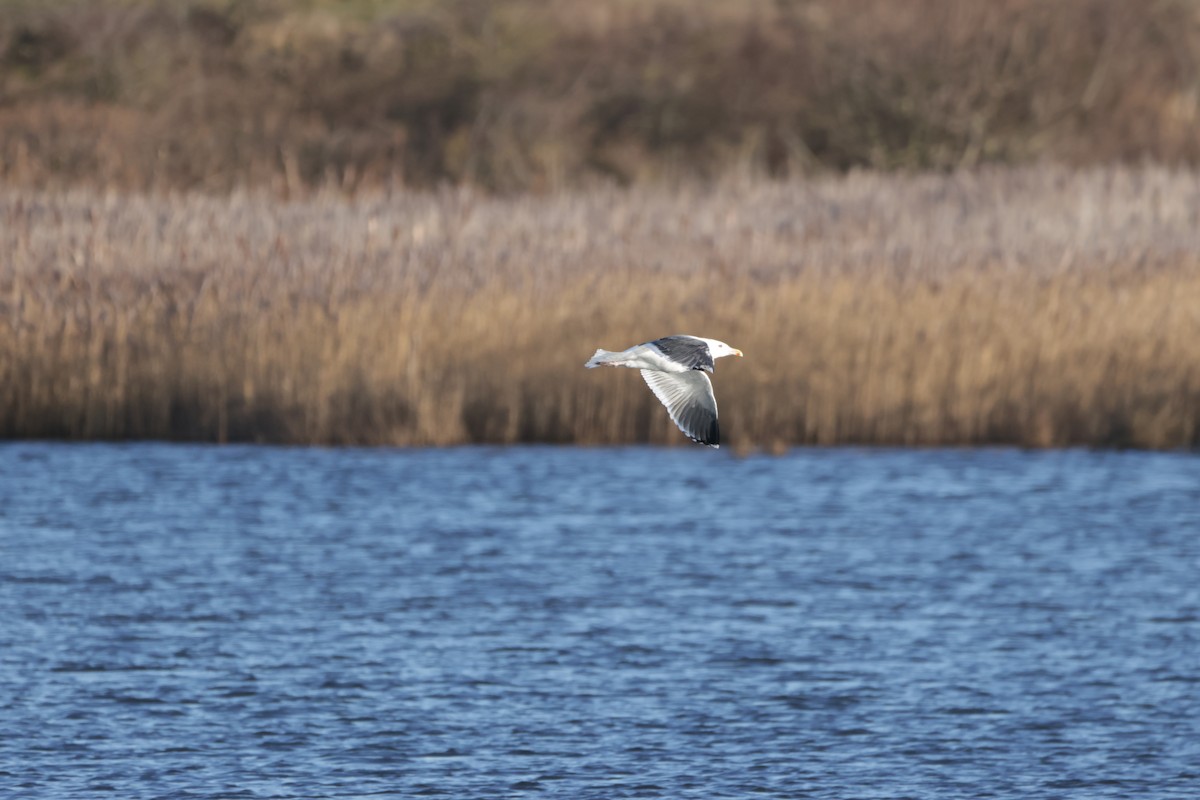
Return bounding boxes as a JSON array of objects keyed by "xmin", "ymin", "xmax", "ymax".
[{"xmin": 2, "ymin": 443, "xmax": 1199, "ymax": 798}]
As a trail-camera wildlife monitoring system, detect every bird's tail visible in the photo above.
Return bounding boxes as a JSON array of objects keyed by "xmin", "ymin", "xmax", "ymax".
[{"xmin": 585, "ymin": 348, "xmax": 620, "ymax": 368}]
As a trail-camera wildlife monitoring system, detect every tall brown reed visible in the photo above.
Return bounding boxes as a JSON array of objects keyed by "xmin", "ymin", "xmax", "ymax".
[{"xmin": 3, "ymin": 166, "xmax": 1200, "ymax": 449}]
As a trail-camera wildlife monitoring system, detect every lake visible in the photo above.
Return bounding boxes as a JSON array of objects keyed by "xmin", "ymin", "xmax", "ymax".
[{"xmin": 2, "ymin": 443, "xmax": 1198, "ymax": 798}]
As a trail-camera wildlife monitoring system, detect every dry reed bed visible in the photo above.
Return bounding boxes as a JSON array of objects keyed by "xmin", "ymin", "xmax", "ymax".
[{"xmin": 3, "ymin": 166, "xmax": 1200, "ymax": 449}]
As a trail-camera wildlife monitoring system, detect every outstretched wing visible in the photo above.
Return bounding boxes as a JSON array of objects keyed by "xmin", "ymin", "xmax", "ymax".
[{"xmin": 640, "ymin": 369, "xmax": 720, "ymax": 448}]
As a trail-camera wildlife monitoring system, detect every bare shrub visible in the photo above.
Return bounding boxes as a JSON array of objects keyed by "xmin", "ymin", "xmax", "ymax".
[{"xmin": 1, "ymin": 0, "xmax": 1198, "ymax": 192}]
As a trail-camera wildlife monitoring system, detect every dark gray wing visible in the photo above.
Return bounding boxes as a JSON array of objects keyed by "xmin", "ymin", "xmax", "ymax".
[
  {"xmin": 640, "ymin": 369, "xmax": 720, "ymax": 447},
  {"xmin": 648, "ymin": 335, "xmax": 714, "ymax": 372}
]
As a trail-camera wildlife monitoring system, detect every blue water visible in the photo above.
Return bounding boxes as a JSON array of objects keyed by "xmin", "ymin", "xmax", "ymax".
[{"xmin": 2, "ymin": 443, "xmax": 1199, "ymax": 799}]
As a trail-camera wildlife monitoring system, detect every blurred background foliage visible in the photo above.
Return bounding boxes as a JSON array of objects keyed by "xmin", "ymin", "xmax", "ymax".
[
  {"xmin": 5, "ymin": 2, "xmax": 1200, "ymax": 449},
  {"xmin": 2, "ymin": 0, "xmax": 1199, "ymax": 194}
]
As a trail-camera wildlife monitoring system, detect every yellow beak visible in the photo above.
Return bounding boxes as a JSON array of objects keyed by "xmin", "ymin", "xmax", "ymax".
[{"xmin": 734, "ymin": 349, "xmax": 744, "ymax": 358}]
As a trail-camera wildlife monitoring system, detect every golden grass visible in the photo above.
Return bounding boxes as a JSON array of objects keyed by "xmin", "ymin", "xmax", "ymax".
[{"xmin": 3, "ymin": 165, "xmax": 1200, "ymax": 449}]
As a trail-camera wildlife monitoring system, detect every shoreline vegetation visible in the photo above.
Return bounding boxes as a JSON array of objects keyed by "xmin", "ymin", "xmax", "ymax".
[
  {"xmin": 3, "ymin": 166, "xmax": 1200, "ymax": 450},
  {"xmin": 3, "ymin": 2, "xmax": 1200, "ymax": 449}
]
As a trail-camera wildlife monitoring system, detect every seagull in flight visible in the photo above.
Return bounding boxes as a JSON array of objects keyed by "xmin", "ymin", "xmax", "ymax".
[{"xmin": 585, "ymin": 335, "xmax": 743, "ymax": 448}]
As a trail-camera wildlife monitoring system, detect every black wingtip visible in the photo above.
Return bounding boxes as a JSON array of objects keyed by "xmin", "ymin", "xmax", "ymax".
[{"xmin": 690, "ymin": 420, "xmax": 720, "ymax": 448}]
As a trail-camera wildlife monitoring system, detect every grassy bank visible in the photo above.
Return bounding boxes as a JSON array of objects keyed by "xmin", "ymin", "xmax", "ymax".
[
  {"xmin": 2, "ymin": 0, "xmax": 1200, "ymax": 192},
  {"xmin": 3, "ymin": 166, "xmax": 1199, "ymax": 449}
]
